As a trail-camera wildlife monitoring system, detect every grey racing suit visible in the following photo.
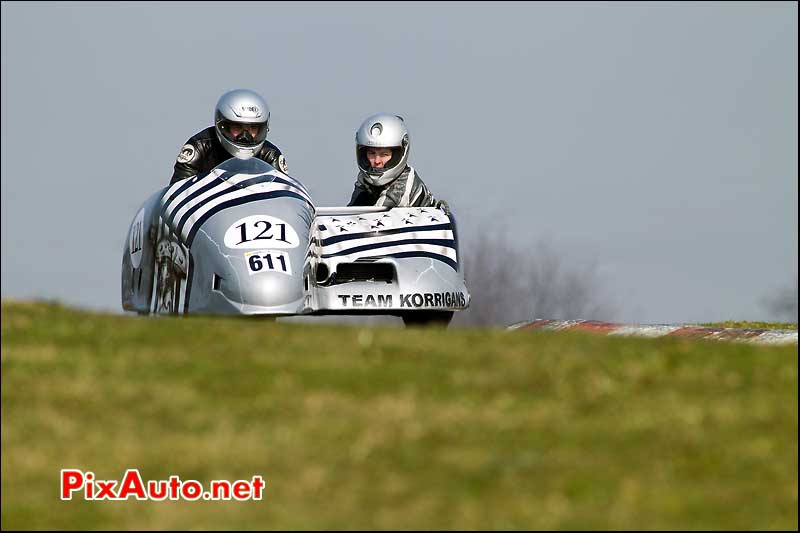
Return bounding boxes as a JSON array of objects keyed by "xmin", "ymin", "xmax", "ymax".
[{"xmin": 347, "ymin": 165, "xmax": 437, "ymax": 208}]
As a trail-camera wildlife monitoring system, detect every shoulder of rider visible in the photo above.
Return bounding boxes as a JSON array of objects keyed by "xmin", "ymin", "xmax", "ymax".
[
  {"xmin": 259, "ymin": 140, "xmax": 288, "ymax": 173},
  {"xmin": 175, "ymin": 128, "xmax": 213, "ymax": 165}
]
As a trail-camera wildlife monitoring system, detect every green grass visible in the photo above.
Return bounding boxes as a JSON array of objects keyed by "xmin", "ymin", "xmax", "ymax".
[{"xmin": 2, "ymin": 300, "xmax": 797, "ymax": 530}]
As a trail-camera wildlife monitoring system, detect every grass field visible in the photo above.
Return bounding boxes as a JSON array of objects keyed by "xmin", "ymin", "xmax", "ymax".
[{"xmin": 1, "ymin": 301, "xmax": 797, "ymax": 530}]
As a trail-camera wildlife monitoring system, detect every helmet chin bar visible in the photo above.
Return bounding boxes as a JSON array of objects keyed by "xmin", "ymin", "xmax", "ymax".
[{"xmin": 232, "ymin": 150, "xmax": 256, "ymax": 160}]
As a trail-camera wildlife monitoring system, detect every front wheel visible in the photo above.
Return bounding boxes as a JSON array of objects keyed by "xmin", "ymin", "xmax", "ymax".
[{"xmin": 401, "ymin": 311, "xmax": 454, "ymax": 328}]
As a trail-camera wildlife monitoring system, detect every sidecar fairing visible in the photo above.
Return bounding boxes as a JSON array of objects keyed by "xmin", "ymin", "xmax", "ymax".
[
  {"xmin": 122, "ymin": 158, "xmax": 469, "ymax": 324},
  {"xmin": 307, "ymin": 206, "xmax": 468, "ymax": 325}
]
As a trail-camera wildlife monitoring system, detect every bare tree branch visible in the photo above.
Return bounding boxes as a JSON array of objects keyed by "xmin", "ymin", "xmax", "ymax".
[
  {"xmin": 453, "ymin": 226, "xmax": 617, "ymax": 328},
  {"xmin": 763, "ymin": 277, "xmax": 798, "ymax": 323}
]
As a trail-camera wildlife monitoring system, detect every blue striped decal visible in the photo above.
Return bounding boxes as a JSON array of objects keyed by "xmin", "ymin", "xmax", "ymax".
[
  {"xmin": 183, "ymin": 254, "xmax": 194, "ymax": 314},
  {"xmin": 164, "ymin": 177, "xmax": 227, "ymax": 228},
  {"xmin": 162, "ymin": 169, "xmax": 244, "ymax": 207},
  {"xmin": 163, "ymin": 174, "xmax": 202, "ymax": 208},
  {"xmin": 165, "ymin": 173, "xmax": 278, "ymax": 228},
  {"xmin": 321, "ymin": 238, "xmax": 456, "ymax": 258},
  {"xmin": 175, "ymin": 176, "xmax": 308, "ymax": 238},
  {"xmin": 320, "ymin": 223, "xmax": 452, "ymax": 247},
  {"xmin": 162, "ymin": 170, "xmax": 304, "ymax": 219},
  {"xmin": 184, "ymin": 190, "xmax": 310, "ymax": 247},
  {"xmin": 383, "ymin": 251, "xmax": 458, "ymax": 271},
  {"xmin": 274, "ymin": 175, "xmax": 311, "ymax": 197}
]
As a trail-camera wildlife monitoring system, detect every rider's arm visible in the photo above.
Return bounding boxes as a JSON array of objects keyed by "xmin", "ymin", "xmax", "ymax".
[
  {"xmin": 409, "ymin": 177, "xmax": 437, "ymax": 208},
  {"xmin": 258, "ymin": 141, "xmax": 289, "ymax": 174},
  {"xmin": 348, "ymin": 181, "xmax": 375, "ymax": 206}
]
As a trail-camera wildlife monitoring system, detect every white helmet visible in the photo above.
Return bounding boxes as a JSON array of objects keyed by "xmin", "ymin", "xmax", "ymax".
[
  {"xmin": 355, "ymin": 113, "xmax": 410, "ymax": 187},
  {"xmin": 214, "ymin": 89, "xmax": 270, "ymax": 159}
]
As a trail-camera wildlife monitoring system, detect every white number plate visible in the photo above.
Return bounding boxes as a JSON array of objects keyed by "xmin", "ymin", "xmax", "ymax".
[{"xmin": 244, "ymin": 250, "xmax": 292, "ymax": 276}]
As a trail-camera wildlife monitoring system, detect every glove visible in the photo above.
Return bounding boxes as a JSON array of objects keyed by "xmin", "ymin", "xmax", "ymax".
[{"xmin": 435, "ymin": 199, "xmax": 451, "ymax": 217}]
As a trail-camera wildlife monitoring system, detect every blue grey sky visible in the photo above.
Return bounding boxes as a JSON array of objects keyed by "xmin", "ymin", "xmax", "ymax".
[{"xmin": 1, "ymin": 1, "xmax": 797, "ymax": 323}]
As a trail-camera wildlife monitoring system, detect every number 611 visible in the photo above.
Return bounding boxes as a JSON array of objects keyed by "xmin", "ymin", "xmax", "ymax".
[{"xmin": 245, "ymin": 251, "xmax": 292, "ymax": 276}]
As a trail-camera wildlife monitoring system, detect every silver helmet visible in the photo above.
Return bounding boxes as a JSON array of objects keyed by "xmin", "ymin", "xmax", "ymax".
[
  {"xmin": 214, "ymin": 89, "xmax": 270, "ymax": 159},
  {"xmin": 356, "ymin": 113, "xmax": 410, "ymax": 187}
]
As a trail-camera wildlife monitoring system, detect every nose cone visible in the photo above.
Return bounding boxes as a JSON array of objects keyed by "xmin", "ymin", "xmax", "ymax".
[
  {"xmin": 241, "ymin": 271, "xmax": 303, "ymax": 307},
  {"xmin": 185, "ymin": 193, "xmax": 313, "ymax": 315}
]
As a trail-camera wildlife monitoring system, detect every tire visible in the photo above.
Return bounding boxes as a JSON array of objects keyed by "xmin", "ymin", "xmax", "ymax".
[{"xmin": 402, "ymin": 311, "xmax": 454, "ymax": 328}]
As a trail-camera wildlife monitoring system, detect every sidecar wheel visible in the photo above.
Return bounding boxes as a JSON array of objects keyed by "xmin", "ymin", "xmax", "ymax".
[{"xmin": 401, "ymin": 311, "xmax": 454, "ymax": 328}]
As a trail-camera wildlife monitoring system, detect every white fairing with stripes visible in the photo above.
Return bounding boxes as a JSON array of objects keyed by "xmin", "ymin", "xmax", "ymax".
[{"xmin": 121, "ymin": 158, "xmax": 469, "ymax": 324}]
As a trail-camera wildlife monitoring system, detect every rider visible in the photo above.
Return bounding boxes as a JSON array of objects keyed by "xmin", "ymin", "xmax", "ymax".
[
  {"xmin": 169, "ymin": 89, "xmax": 288, "ymax": 184},
  {"xmin": 348, "ymin": 113, "xmax": 447, "ymax": 212}
]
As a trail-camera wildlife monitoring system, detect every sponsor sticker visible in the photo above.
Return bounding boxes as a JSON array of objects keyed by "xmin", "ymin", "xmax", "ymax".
[
  {"xmin": 176, "ymin": 144, "xmax": 196, "ymax": 164},
  {"xmin": 130, "ymin": 208, "xmax": 145, "ymax": 268},
  {"xmin": 239, "ymin": 106, "xmax": 261, "ymax": 118},
  {"xmin": 276, "ymin": 155, "xmax": 288, "ymax": 173},
  {"xmin": 335, "ymin": 292, "xmax": 467, "ymax": 308}
]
